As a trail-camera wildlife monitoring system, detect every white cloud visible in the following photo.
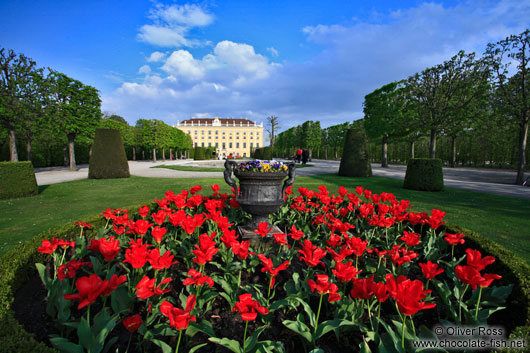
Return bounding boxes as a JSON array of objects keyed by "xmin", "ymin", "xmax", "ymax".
[
  {"xmin": 138, "ymin": 65, "xmax": 151, "ymax": 75},
  {"xmin": 138, "ymin": 3, "xmax": 213, "ymax": 48},
  {"xmin": 105, "ymin": 0, "xmax": 530, "ymax": 128},
  {"xmin": 147, "ymin": 51, "xmax": 166, "ymax": 62},
  {"xmin": 267, "ymin": 47, "xmax": 279, "ymax": 57}
]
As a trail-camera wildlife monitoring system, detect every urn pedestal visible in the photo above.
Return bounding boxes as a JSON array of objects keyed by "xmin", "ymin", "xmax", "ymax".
[{"xmin": 224, "ymin": 160, "xmax": 295, "ymax": 239}]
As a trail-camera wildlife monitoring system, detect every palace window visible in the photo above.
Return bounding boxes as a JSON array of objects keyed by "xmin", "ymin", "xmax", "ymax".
[
  {"xmin": 229, "ymin": 142, "xmax": 232, "ymax": 148},
  {"xmin": 236, "ymin": 143, "xmax": 239, "ymax": 148}
]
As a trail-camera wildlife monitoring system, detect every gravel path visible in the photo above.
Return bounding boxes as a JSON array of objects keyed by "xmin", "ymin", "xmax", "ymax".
[{"xmin": 34, "ymin": 159, "xmax": 530, "ymax": 200}]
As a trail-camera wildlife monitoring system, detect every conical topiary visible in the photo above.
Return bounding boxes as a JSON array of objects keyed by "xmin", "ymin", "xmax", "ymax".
[
  {"xmin": 89, "ymin": 129, "xmax": 130, "ymax": 179},
  {"xmin": 338, "ymin": 126, "xmax": 372, "ymax": 177},
  {"xmin": 194, "ymin": 146, "xmax": 206, "ymax": 160}
]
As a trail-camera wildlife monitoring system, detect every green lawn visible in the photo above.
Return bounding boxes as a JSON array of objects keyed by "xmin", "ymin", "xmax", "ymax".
[
  {"xmin": 152, "ymin": 165, "xmax": 225, "ymax": 172},
  {"xmin": 1, "ymin": 175, "xmax": 529, "ymax": 263}
]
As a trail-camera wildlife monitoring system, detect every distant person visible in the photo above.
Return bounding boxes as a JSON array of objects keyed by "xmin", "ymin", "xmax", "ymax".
[
  {"xmin": 296, "ymin": 148, "xmax": 302, "ymax": 163},
  {"xmin": 302, "ymin": 149, "xmax": 309, "ymax": 164}
]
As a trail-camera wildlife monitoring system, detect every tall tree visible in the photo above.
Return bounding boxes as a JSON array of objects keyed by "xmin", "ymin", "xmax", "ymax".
[
  {"xmin": 363, "ymin": 81, "xmax": 410, "ymax": 167},
  {"xmin": 484, "ymin": 29, "xmax": 530, "ymax": 184},
  {"xmin": 404, "ymin": 50, "xmax": 489, "ymax": 158},
  {"xmin": 0, "ymin": 48, "xmax": 42, "ymax": 161},
  {"xmin": 265, "ymin": 115, "xmax": 280, "ymax": 146},
  {"xmin": 48, "ymin": 71, "xmax": 101, "ymax": 171}
]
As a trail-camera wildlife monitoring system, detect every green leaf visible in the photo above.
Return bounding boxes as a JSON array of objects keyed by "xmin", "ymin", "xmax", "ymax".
[
  {"xmin": 245, "ymin": 325, "xmax": 267, "ymax": 352},
  {"xmin": 102, "ymin": 336, "xmax": 119, "ymax": 353},
  {"xmin": 35, "ymin": 263, "xmax": 50, "ymax": 287},
  {"xmin": 90, "ymin": 255, "xmax": 103, "ymax": 274},
  {"xmin": 49, "ymin": 337, "xmax": 84, "ymax": 353},
  {"xmin": 293, "ymin": 297, "xmax": 316, "ymax": 328},
  {"xmin": 377, "ymin": 318, "xmax": 404, "ymax": 353},
  {"xmin": 150, "ymin": 338, "xmax": 173, "ymax": 353},
  {"xmin": 314, "ymin": 319, "xmax": 354, "ymax": 340},
  {"xmin": 282, "ymin": 319, "xmax": 312, "ymax": 344},
  {"xmin": 189, "ymin": 343, "xmax": 209, "ymax": 353},
  {"xmin": 111, "ymin": 286, "xmax": 135, "ymax": 314},
  {"xmin": 92, "ymin": 310, "xmax": 110, "ymax": 336},
  {"xmin": 187, "ymin": 320, "xmax": 216, "ymax": 338},
  {"xmin": 209, "ymin": 337, "xmax": 243, "ymax": 353},
  {"xmin": 220, "ymin": 292, "xmax": 234, "ymax": 307},
  {"xmin": 309, "ymin": 349, "xmax": 325, "ymax": 353},
  {"xmin": 269, "ymin": 299, "xmax": 291, "ymax": 311},
  {"xmin": 255, "ymin": 341, "xmax": 286, "ymax": 353},
  {"xmin": 77, "ymin": 317, "xmax": 93, "ymax": 350},
  {"xmin": 359, "ymin": 339, "xmax": 373, "ymax": 353}
]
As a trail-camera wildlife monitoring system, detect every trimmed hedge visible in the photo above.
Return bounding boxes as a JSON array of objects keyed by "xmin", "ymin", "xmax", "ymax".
[
  {"xmin": 194, "ymin": 146, "xmax": 206, "ymax": 160},
  {"xmin": 0, "ymin": 202, "xmax": 151, "ymax": 353},
  {"xmin": 403, "ymin": 158, "xmax": 444, "ymax": 191},
  {"xmin": 253, "ymin": 147, "xmax": 272, "ymax": 160},
  {"xmin": 338, "ymin": 127, "xmax": 372, "ymax": 177},
  {"xmin": 1, "ymin": 212, "xmax": 528, "ymax": 352},
  {"xmin": 0, "ymin": 161, "xmax": 38, "ymax": 200},
  {"xmin": 88, "ymin": 129, "xmax": 130, "ymax": 179}
]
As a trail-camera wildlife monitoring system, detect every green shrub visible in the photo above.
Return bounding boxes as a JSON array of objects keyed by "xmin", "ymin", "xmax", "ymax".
[
  {"xmin": 403, "ymin": 158, "xmax": 444, "ymax": 191},
  {"xmin": 0, "ymin": 202, "xmax": 153, "ymax": 353},
  {"xmin": 338, "ymin": 126, "xmax": 372, "ymax": 177},
  {"xmin": 194, "ymin": 146, "xmax": 206, "ymax": 160},
  {"xmin": 262, "ymin": 147, "xmax": 273, "ymax": 160},
  {"xmin": 253, "ymin": 148, "xmax": 262, "ymax": 159},
  {"xmin": 88, "ymin": 129, "xmax": 130, "ymax": 179},
  {"xmin": 0, "ymin": 161, "xmax": 38, "ymax": 200}
]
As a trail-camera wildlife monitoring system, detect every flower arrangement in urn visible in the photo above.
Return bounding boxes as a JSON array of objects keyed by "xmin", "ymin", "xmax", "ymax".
[{"xmin": 236, "ymin": 160, "xmax": 289, "ymax": 173}]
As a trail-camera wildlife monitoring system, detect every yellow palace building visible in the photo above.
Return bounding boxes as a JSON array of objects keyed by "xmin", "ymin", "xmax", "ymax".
[{"xmin": 173, "ymin": 117, "xmax": 264, "ymax": 158}]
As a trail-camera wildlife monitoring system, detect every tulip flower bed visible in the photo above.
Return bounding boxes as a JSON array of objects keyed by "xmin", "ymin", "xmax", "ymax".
[{"xmin": 32, "ymin": 184, "xmax": 513, "ymax": 353}]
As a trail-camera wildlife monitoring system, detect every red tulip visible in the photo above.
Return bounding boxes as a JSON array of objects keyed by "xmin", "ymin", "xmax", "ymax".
[
  {"xmin": 102, "ymin": 274, "xmax": 127, "ymax": 296},
  {"xmin": 160, "ymin": 295, "xmax": 196, "ymax": 330},
  {"xmin": 350, "ymin": 277, "xmax": 375, "ymax": 300},
  {"xmin": 57, "ymin": 259, "xmax": 91, "ymax": 281},
  {"xmin": 327, "ymin": 245, "xmax": 354, "ymax": 262},
  {"xmin": 419, "ymin": 261, "xmax": 444, "ymax": 280},
  {"xmin": 465, "ymin": 249, "xmax": 495, "ymax": 271},
  {"xmin": 345, "ymin": 236, "xmax": 367, "ymax": 257},
  {"xmin": 395, "ymin": 279, "xmax": 435, "ymax": 316},
  {"xmin": 455, "ymin": 265, "xmax": 484, "ymax": 290},
  {"xmin": 308, "ymin": 274, "xmax": 341, "ymax": 302},
  {"xmin": 221, "ymin": 229, "xmax": 239, "ymax": 248},
  {"xmin": 427, "ymin": 209, "xmax": 446, "ymax": 229},
  {"xmin": 148, "ymin": 248, "xmax": 178, "ymax": 270},
  {"xmin": 129, "ymin": 219, "xmax": 153, "ymax": 236},
  {"xmin": 332, "ymin": 261, "xmax": 360, "ymax": 283},
  {"xmin": 192, "ymin": 232, "xmax": 218, "ymax": 265},
  {"xmin": 233, "ymin": 293, "xmax": 270, "ymax": 321},
  {"xmin": 135, "ymin": 275, "xmax": 172, "ymax": 299},
  {"xmin": 151, "ymin": 210, "xmax": 168, "ymax": 225},
  {"xmin": 151, "ymin": 226, "xmax": 167, "ymax": 243},
  {"xmin": 138, "ymin": 205, "xmax": 150, "ymax": 218},
  {"xmin": 64, "ymin": 274, "xmax": 109, "ymax": 309},
  {"xmin": 183, "ymin": 269, "xmax": 214, "ymax": 288},
  {"xmin": 254, "ymin": 222, "xmax": 270, "ymax": 237},
  {"xmin": 444, "ymin": 232, "xmax": 465, "ymax": 246},
  {"xmin": 97, "ymin": 236, "xmax": 120, "ymax": 261},
  {"xmin": 37, "ymin": 237, "xmax": 59, "ymax": 254},
  {"xmin": 288, "ymin": 225, "xmax": 305, "ymax": 240},
  {"xmin": 123, "ymin": 239, "xmax": 150, "ymax": 269},
  {"xmin": 258, "ymin": 254, "xmax": 290, "ymax": 289},
  {"xmin": 190, "ymin": 185, "xmax": 202, "ymax": 194},
  {"xmin": 231, "ymin": 240, "xmax": 254, "ymax": 260},
  {"xmin": 298, "ymin": 239, "xmax": 327, "ymax": 268},
  {"xmin": 123, "ymin": 314, "xmax": 143, "ymax": 332},
  {"xmin": 400, "ymin": 231, "xmax": 421, "ymax": 247}
]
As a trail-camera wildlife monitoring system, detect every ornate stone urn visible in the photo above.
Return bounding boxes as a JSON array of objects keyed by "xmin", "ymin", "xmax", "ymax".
[{"xmin": 224, "ymin": 160, "xmax": 295, "ymax": 238}]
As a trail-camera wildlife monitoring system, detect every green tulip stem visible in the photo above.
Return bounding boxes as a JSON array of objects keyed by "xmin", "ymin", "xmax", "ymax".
[
  {"xmin": 425, "ymin": 279, "xmax": 430, "ymax": 291},
  {"xmin": 60, "ymin": 247, "xmax": 67, "ymax": 267},
  {"xmin": 242, "ymin": 321, "xmax": 249, "ymax": 352},
  {"xmin": 409, "ymin": 316, "xmax": 416, "ymax": 336},
  {"xmin": 237, "ymin": 268, "xmax": 242, "ymax": 289},
  {"xmin": 355, "ymin": 256, "xmax": 359, "ymax": 270},
  {"xmin": 401, "ymin": 315, "xmax": 407, "ymax": 350},
  {"xmin": 86, "ymin": 305, "xmax": 91, "ymax": 325},
  {"xmin": 125, "ymin": 332, "xmax": 133, "ymax": 353},
  {"xmin": 459, "ymin": 284, "xmax": 469, "ymax": 323},
  {"xmin": 267, "ymin": 276, "xmax": 273, "ymax": 305},
  {"xmin": 174, "ymin": 329, "xmax": 183, "ymax": 353},
  {"xmin": 451, "ymin": 245, "xmax": 455, "ymax": 260},
  {"xmin": 475, "ymin": 287, "xmax": 483, "ymax": 320},
  {"xmin": 314, "ymin": 293, "xmax": 324, "ymax": 335}
]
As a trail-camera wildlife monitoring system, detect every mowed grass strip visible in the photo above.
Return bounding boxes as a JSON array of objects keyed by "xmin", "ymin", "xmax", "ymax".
[
  {"xmin": 0, "ymin": 174, "xmax": 528, "ymax": 263},
  {"xmin": 152, "ymin": 165, "xmax": 225, "ymax": 172}
]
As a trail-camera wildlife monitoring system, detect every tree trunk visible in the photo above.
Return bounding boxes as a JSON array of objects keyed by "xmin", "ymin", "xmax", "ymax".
[
  {"xmin": 381, "ymin": 136, "xmax": 388, "ymax": 168},
  {"xmin": 410, "ymin": 141, "xmax": 415, "ymax": 159},
  {"xmin": 450, "ymin": 136, "xmax": 457, "ymax": 168},
  {"xmin": 64, "ymin": 144, "xmax": 69, "ymax": 166},
  {"xmin": 89, "ymin": 144, "xmax": 92, "ymax": 158},
  {"xmin": 162, "ymin": 147, "xmax": 166, "ymax": 162},
  {"xmin": 8, "ymin": 129, "xmax": 18, "ymax": 161},
  {"xmin": 26, "ymin": 136, "xmax": 33, "ymax": 163},
  {"xmin": 170, "ymin": 148, "xmax": 173, "ymax": 160},
  {"xmin": 67, "ymin": 134, "xmax": 76, "ymax": 171},
  {"xmin": 429, "ymin": 129, "xmax": 437, "ymax": 159},
  {"xmin": 132, "ymin": 147, "xmax": 136, "ymax": 161},
  {"xmin": 152, "ymin": 148, "xmax": 156, "ymax": 162},
  {"xmin": 515, "ymin": 120, "xmax": 529, "ymax": 184},
  {"xmin": 142, "ymin": 150, "xmax": 145, "ymax": 160}
]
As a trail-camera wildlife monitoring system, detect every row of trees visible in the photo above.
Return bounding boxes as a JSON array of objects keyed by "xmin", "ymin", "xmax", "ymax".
[
  {"xmin": 363, "ymin": 29, "xmax": 529, "ymax": 184},
  {"xmin": 0, "ymin": 48, "xmax": 101, "ymax": 170},
  {"xmin": 0, "ymin": 48, "xmax": 193, "ymax": 168}
]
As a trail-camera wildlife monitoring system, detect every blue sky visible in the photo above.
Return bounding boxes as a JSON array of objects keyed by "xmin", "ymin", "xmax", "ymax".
[{"xmin": 1, "ymin": 0, "xmax": 529, "ymax": 130}]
